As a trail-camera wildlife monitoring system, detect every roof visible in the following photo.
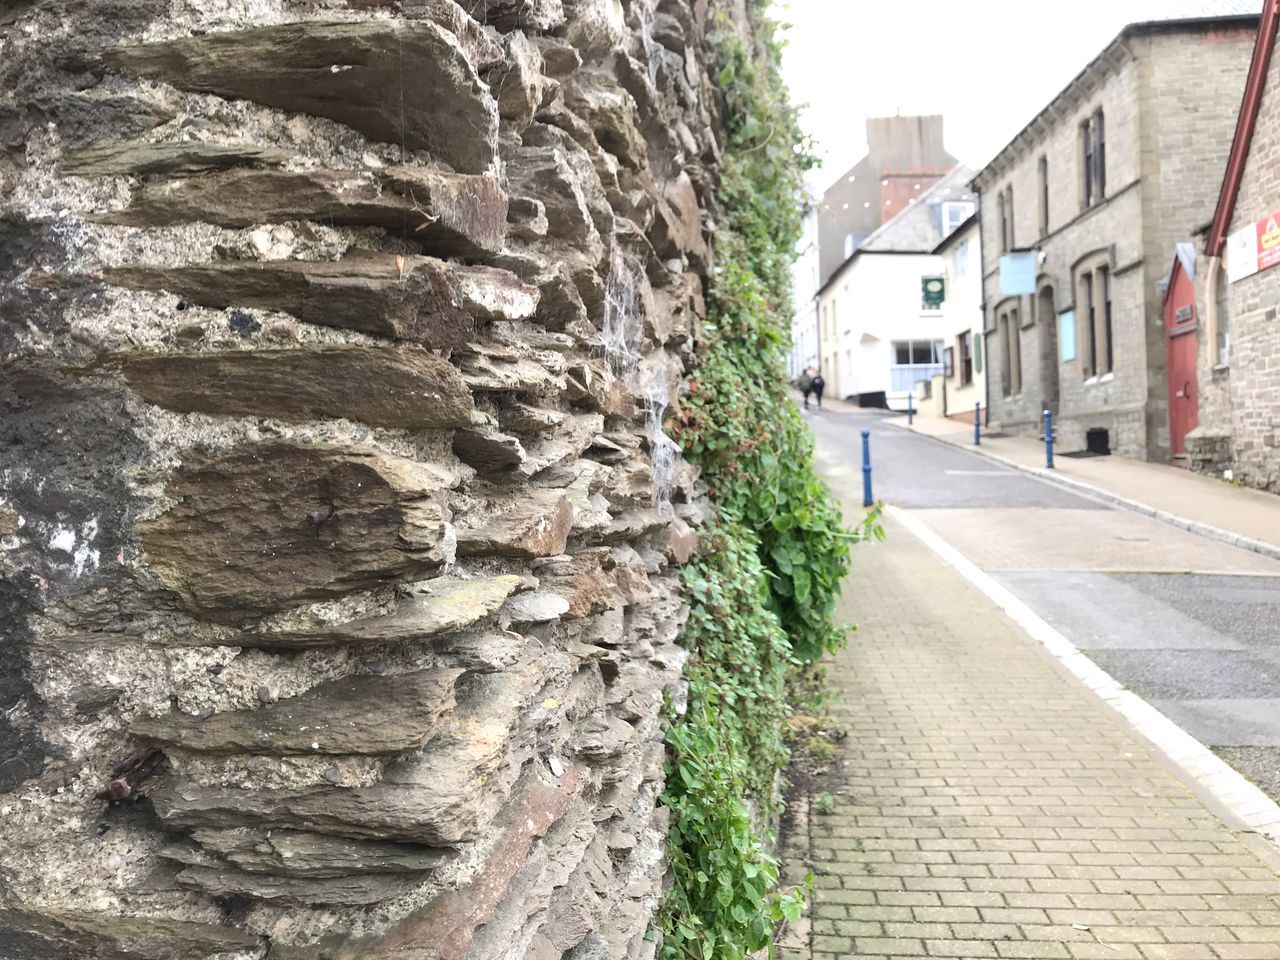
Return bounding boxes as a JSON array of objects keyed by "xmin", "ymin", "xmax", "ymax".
[
  {"xmin": 974, "ymin": 5, "xmax": 1264, "ymax": 190},
  {"xmin": 933, "ymin": 212, "xmax": 980, "ymax": 255},
  {"xmin": 816, "ymin": 166, "xmax": 975, "ymax": 295},
  {"xmin": 859, "ymin": 167, "xmax": 976, "ymax": 253},
  {"xmin": 1208, "ymin": 0, "xmax": 1280, "ymax": 256}
]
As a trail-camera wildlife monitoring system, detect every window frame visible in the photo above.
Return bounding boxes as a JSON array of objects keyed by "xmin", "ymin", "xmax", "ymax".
[
  {"xmin": 1080, "ymin": 108, "xmax": 1106, "ymax": 209},
  {"xmin": 1076, "ymin": 253, "xmax": 1113, "ymax": 378},
  {"xmin": 996, "ymin": 300, "xmax": 1022, "ymax": 398},
  {"xmin": 1037, "ymin": 155, "xmax": 1049, "ymax": 238},
  {"xmin": 958, "ymin": 331, "xmax": 974, "ymax": 386}
]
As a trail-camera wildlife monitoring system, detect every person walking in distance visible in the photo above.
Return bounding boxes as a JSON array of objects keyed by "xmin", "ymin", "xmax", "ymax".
[
  {"xmin": 810, "ymin": 369, "xmax": 826, "ymax": 408},
  {"xmin": 797, "ymin": 365, "xmax": 815, "ymax": 408}
]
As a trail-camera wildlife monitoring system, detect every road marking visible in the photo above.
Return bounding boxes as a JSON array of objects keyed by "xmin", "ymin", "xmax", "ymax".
[
  {"xmin": 887, "ymin": 504, "xmax": 1280, "ymax": 847},
  {"xmin": 943, "ymin": 469, "xmax": 1016, "ymax": 476}
]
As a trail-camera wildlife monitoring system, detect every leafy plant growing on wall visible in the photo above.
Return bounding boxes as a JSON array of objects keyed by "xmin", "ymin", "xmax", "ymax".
[{"xmin": 659, "ymin": 4, "xmax": 876, "ymax": 958}]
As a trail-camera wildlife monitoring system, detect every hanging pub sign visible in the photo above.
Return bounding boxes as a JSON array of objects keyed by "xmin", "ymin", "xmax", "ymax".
[
  {"xmin": 1226, "ymin": 209, "xmax": 1280, "ymax": 283},
  {"xmin": 922, "ymin": 276, "xmax": 945, "ymax": 308}
]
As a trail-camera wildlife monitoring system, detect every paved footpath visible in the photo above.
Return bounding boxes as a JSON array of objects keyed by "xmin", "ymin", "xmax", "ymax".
[{"xmin": 780, "ymin": 513, "xmax": 1280, "ymax": 960}]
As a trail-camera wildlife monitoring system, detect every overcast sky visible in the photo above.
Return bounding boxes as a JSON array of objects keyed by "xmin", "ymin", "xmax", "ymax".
[{"xmin": 779, "ymin": 0, "xmax": 1261, "ymax": 193}]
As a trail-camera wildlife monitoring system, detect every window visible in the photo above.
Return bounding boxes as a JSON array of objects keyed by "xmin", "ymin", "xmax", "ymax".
[
  {"xmin": 1037, "ymin": 155, "xmax": 1049, "ymax": 238},
  {"xmin": 894, "ymin": 340, "xmax": 941, "ymax": 364},
  {"xmin": 844, "ymin": 232, "xmax": 856, "ymax": 258},
  {"xmin": 958, "ymin": 331, "xmax": 974, "ymax": 385},
  {"xmin": 998, "ymin": 186, "xmax": 1014, "ymax": 252},
  {"xmin": 1082, "ymin": 272, "xmax": 1096, "ymax": 375},
  {"xmin": 954, "ymin": 238, "xmax": 970, "ymax": 277},
  {"xmin": 944, "ymin": 346, "xmax": 955, "ymax": 378},
  {"xmin": 889, "ymin": 339, "xmax": 945, "ymax": 392},
  {"xmin": 997, "ymin": 303, "xmax": 1022, "ymax": 397},
  {"xmin": 1215, "ymin": 266, "xmax": 1231, "ymax": 365},
  {"xmin": 1077, "ymin": 256, "xmax": 1113, "ymax": 377},
  {"xmin": 941, "ymin": 201, "xmax": 975, "ymax": 236},
  {"xmin": 1081, "ymin": 108, "xmax": 1106, "ymax": 208}
]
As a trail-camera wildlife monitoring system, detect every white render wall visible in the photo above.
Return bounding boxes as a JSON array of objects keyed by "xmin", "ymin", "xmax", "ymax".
[
  {"xmin": 939, "ymin": 220, "xmax": 986, "ymax": 417},
  {"xmin": 818, "ymin": 250, "xmax": 954, "ymax": 407},
  {"xmin": 790, "ymin": 205, "xmax": 821, "ymax": 377}
]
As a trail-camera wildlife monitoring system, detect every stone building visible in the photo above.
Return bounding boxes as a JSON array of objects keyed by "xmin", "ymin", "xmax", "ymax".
[
  {"xmin": 973, "ymin": 9, "xmax": 1260, "ymax": 460},
  {"xmin": 0, "ymin": 0, "xmax": 728, "ymax": 956},
  {"xmin": 1184, "ymin": 1, "xmax": 1280, "ymax": 490},
  {"xmin": 816, "ymin": 114, "xmax": 958, "ymax": 286}
]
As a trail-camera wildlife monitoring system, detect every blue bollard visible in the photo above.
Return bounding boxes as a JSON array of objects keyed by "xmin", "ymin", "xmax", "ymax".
[
  {"xmin": 1044, "ymin": 409, "xmax": 1054, "ymax": 469},
  {"xmin": 973, "ymin": 403, "xmax": 981, "ymax": 446},
  {"xmin": 861, "ymin": 428, "xmax": 873, "ymax": 507},
  {"xmin": 907, "ymin": 389, "xmax": 914, "ymax": 427}
]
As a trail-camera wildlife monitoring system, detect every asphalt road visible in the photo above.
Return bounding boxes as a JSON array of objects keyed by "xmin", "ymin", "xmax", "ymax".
[{"xmin": 804, "ymin": 403, "xmax": 1280, "ymax": 803}]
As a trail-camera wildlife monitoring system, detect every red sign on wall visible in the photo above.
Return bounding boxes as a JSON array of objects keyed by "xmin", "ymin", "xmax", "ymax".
[
  {"xmin": 1258, "ymin": 213, "xmax": 1280, "ymax": 272},
  {"xmin": 1227, "ymin": 209, "xmax": 1280, "ymax": 282}
]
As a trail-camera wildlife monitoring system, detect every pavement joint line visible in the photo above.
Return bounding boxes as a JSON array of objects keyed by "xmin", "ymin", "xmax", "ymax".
[
  {"xmin": 884, "ymin": 503, "xmax": 1280, "ymax": 850},
  {"xmin": 888, "ymin": 421, "xmax": 1280, "ymax": 564}
]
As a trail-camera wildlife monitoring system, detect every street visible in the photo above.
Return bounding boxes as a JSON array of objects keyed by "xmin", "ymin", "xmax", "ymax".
[
  {"xmin": 807, "ymin": 405, "xmax": 1280, "ymax": 802},
  {"xmin": 780, "ymin": 404, "xmax": 1280, "ymax": 960}
]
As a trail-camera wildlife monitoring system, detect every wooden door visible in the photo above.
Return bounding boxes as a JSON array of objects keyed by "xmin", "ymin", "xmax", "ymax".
[{"xmin": 1167, "ymin": 329, "xmax": 1198, "ymax": 457}]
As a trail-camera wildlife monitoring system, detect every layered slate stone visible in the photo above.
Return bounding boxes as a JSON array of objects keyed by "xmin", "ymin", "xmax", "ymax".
[
  {"xmin": 106, "ymin": 253, "xmax": 520, "ymax": 349},
  {"xmin": 131, "ymin": 668, "xmax": 462, "ymax": 754},
  {"xmin": 103, "ymin": 22, "xmax": 500, "ymax": 174},
  {"xmin": 0, "ymin": 910, "xmax": 265, "ymax": 960},
  {"xmin": 150, "ymin": 667, "xmax": 542, "ymax": 843},
  {"xmin": 189, "ymin": 828, "xmax": 450, "ymax": 877},
  {"xmin": 99, "ymin": 167, "xmax": 508, "ymax": 257},
  {"xmin": 61, "ymin": 140, "xmax": 291, "ymax": 177},
  {"xmin": 455, "ymin": 489, "xmax": 573, "ymax": 558},
  {"xmin": 244, "ymin": 575, "xmax": 523, "ymax": 649},
  {"xmin": 118, "ymin": 345, "xmax": 474, "ymax": 428},
  {"xmin": 167, "ymin": 861, "xmax": 428, "ymax": 906},
  {"xmin": 139, "ymin": 444, "xmax": 455, "ymax": 619},
  {"xmin": 265, "ymin": 763, "xmax": 585, "ymax": 960}
]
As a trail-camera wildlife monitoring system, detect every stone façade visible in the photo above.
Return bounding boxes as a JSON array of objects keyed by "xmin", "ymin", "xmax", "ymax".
[{"xmin": 0, "ymin": 0, "xmax": 725, "ymax": 957}]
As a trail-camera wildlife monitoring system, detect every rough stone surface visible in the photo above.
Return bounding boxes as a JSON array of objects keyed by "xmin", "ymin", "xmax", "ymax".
[
  {"xmin": 118, "ymin": 345, "xmax": 475, "ymax": 428},
  {"xmin": 104, "ymin": 21, "xmax": 500, "ymax": 173},
  {"xmin": 139, "ymin": 443, "xmax": 455, "ymax": 618},
  {"xmin": 106, "ymin": 253, "xmax": 500, "ymax": 349},
  {"xmin": 132, "ymin": 668, "xmax": 462, "ymax": 754},
  {"xmin": 0, "ymin": 0, "xmax": 724, "ymax": 954}
]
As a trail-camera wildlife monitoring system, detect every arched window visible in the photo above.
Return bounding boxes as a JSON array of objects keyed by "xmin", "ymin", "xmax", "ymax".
[{"xmin": 1076, "ymin": 253, "xmax": 1113, "ymax": 377}]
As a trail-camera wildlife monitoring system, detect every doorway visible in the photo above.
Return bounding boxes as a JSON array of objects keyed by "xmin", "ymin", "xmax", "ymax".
[{"xmin": 1163, "ymin": 267, "xmax": 1199, "ymax": 459}]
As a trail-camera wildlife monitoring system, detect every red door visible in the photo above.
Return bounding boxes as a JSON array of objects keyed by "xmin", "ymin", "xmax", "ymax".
[
  {"xmin": 1167, "ymin": 330, "xmax": 1198, "ymax": 457},
  {"xmin": 1163, "ymin": 262, "xmax": 1199, "ymax": 459}
]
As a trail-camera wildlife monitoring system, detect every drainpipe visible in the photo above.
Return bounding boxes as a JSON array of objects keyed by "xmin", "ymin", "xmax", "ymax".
[
  {"xmin": 974, "ymin": 183, "xmax": 990, "ymax": 428},
  {"xmin": 1204, "ymin": 255, "xmax": 1222, "ymax": 365}
]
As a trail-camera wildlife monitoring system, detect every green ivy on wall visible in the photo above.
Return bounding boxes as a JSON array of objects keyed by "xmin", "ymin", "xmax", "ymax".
[{"xmin": 658, "ymin": 5, "xmax": 877, "ymax": 959}]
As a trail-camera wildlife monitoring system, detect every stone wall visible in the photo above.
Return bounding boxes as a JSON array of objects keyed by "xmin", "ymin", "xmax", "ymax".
[
  {"xmin": 1194, "ymin": 29, "xmax": 1280, "ymax": 492},
  {"xmin": 0, "ymin": 1, "xmax": 723, "ymax": 957},
  {"xmin": 976, "ymin": 22, "xmax": 1255, "ymax": 461}
]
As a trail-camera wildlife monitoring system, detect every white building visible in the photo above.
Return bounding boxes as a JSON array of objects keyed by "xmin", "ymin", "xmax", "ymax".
[
  {"xmin": 921, "ymin": 214, "xmax": 986, "ymax": 420},
  {"xmin": 816, "ymin": 167, "xmax": 975, "ymax": 409},
  {"xmin": 789, "ymin": 202, "xmax": 820, "ymax": 377}
]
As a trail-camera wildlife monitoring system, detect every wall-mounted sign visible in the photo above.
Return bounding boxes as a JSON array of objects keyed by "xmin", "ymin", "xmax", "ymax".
[
  {"xmin": 1059, "ymin": 310, "xmax": 1076, "ymax": 362},
  {"xmin": 922, "ymin": 277, "xmax": 945, "ymax": 308},
  {"xmin": 999, "ymin": 252, "xmax": 1037, "ymax": 296},
  {"xmin": 1226, "ymin": 210, "xmax": 1280, "ymax": 283}
]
